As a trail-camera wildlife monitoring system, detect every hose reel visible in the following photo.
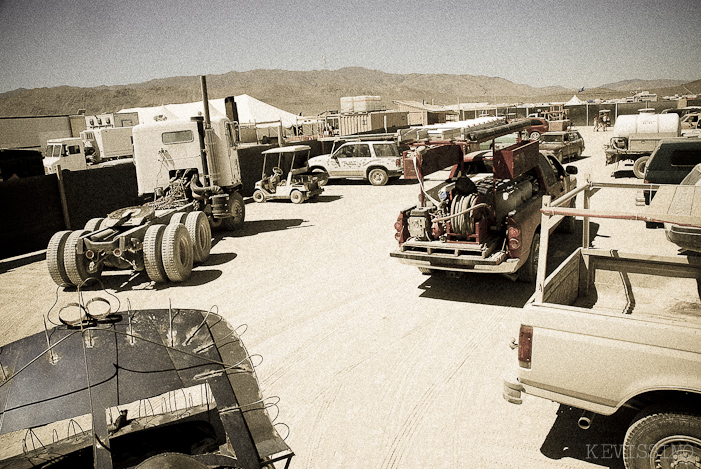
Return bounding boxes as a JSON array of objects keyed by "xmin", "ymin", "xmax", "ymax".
[{"xmin": 450, "ymin": 193, "xmax": 479, "ymax": 235}]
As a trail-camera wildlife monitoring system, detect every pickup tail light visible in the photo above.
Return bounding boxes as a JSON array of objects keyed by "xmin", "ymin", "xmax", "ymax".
[{"xmin": 518, "ymin": 325, "xmax": 533, "ymax": 369}]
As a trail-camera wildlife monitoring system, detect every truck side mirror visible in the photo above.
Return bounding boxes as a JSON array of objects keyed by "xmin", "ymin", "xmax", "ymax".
[{"xmin": 566, "ymin": 166, "xmax": 578, "ymax": 175}]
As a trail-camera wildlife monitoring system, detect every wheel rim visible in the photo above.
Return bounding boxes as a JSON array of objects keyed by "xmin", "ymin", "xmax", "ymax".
[{"xmin": 649, "ymin": 435, "xmax": 701, "ymax": 468}]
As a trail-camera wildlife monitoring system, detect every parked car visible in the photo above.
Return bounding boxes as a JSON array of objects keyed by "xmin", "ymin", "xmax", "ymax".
[
  {"xmin": 642, "ymin": 138, "xmax": 701, "ymax": 204},
  {"xmin": 537, "ymin": 130, "xmax": 585, "ymax": 163},
  {"xmin": 524, "ymin": 117, "xmax": 548, "ymax": 141},
  {"xmin": 660, "ymin": 163, "xmax": 701, "ymax": 252},
  {"xmin": 307, "ymin": 140, "xmax": 403, "ymax": 186},
  {"xmin": 639, "ymin": 137, "xmax": 701, "ymax": 228}
]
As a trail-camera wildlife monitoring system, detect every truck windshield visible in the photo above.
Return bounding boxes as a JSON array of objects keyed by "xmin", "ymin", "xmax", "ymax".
[{"xmin": 46, "ymin": 145, "xmax": 62, "ymax": 158}]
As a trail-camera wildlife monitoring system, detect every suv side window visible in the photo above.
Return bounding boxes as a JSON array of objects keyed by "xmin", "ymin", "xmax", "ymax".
[
  {"xmin": 336, "ymin": 145, "xmax": 355, "ymax": 158},
  {"xmin": 374, "ymin": 143, "xmax": 400, "ymax": 157},
  {"xmin": 356, "ymin": 144, "xmax": 371, "ymax": 158},
  {"xmin": 670, "ymin": 149, "xmax": 701, "ymax": 167}
]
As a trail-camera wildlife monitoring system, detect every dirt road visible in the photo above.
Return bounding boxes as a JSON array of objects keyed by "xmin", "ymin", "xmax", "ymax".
[{"xmin": 0, "ymin": 126, "xmax": 677, "ymax": 468}]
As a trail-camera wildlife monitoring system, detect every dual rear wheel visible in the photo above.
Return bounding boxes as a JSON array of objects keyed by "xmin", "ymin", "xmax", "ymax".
[{"xmin": 47, "ymin": 211, "xmax": 212, "ymax": 286}]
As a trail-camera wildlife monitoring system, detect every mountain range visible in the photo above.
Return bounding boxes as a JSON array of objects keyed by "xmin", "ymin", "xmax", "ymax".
[{"xmin": 1, "ymin": 67, "xmax": 699, "ymax": 118}]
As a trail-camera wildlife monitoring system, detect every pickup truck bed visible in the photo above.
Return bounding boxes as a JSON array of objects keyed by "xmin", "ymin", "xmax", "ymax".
[{"xmin": 509, "ymin": 247, "xmax": 701, "ymax": 415}]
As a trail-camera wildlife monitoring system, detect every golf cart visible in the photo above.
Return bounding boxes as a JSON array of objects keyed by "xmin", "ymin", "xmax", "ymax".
[{"xmin": 253, "ymin": 145, "xmax": 324, "ymax": 203}]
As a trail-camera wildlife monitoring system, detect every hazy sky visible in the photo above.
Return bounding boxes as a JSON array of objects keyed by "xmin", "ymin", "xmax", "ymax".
[{"xmin": 1, "ymin": 0, "xmax": 699, "ymax": 93}]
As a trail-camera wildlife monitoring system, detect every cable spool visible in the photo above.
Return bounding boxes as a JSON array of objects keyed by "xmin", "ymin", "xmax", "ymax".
[{"xmin": 450, "ymin": 194, "xmax": 479, "ymax": 235}]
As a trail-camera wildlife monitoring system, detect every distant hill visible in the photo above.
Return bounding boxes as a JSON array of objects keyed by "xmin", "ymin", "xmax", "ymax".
[
  {"xmin": 598, "ymin": 79, "xmax": 689, "ymax": 92},
  {"xmin": 0, "ymin": 68, "xmax": 698, "ymax": 118}
]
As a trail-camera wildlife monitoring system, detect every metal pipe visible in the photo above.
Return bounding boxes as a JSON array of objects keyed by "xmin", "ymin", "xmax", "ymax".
[
  {"xmin": 578, "ymin": 410, "xmax": 594, "ymax": 430},
  {"xmin": 200, "ymin": 76, "xmax": 211, "ymax": 129}
]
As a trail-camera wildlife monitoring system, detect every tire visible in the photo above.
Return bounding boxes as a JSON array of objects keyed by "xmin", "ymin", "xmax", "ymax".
[
  {"xmin": 418, "ymin": 267, "xmax": 434, "ymax": 275},
  {"xmin": 519, "ymin": 232, "xmax": 540, "ymax": 282},
  {"xmin": 161, "ymin": 224, "xmax": 193, "ymax": 282},
  {"xmin": 185, "ymin": 211, "xmax": 211, "ymax": 263},
  {"xmin": 529, "ymin": 131, "xmax": 541, "ymax": 141},
  {"xmin": 170, "ymin": 212, "xmax": 187, "ymax": 225},
  {"xmin": 253, "ymin": 190, "xmax": 266, "ymax": 203},
  {"xmin": 83, "ymin": 217, "xmax": 104, "ymax": 231},
  {"xmin": 47, "ymin": 230, "xmax": 73, "ymax": 287},
  {"xmin": 221, "ymin": 191, "xmax": 245, "ymax": 231},
  {"xmin": 312, "ymin": 169, "xmax": 329, "ymax": 187},
  {"xmin": 633, "ymin": 156, "xmax": 650, "ymax": 179},
  {"xmin": 143, "ymin": 224, "xmax": 168, "ymax": 283},
  {"xmin": 290, "ymin": 190, "xmax": 304, "ymax": 204},
  {"xmin": 623, "ymin": 407, "xmax": 701, "ymax": 469},
  {"xmin": 64, "ymin": 230, "xmax": 102, "ymax": 287},
  {"xmin": 368, "ymin": 168, "xmax": 389, "ymax": 186}
]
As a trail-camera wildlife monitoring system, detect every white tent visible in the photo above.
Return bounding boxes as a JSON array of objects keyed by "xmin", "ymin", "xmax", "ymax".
[
  {"xmin": 565, "ymin": 95, "xmax": 586, "ymax": 106},
  {"xmin": 120, "ymin": 95, "xmax": 299, "ymax": 128}
]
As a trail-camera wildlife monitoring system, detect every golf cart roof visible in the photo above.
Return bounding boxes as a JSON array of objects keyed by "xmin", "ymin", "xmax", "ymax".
[{"xmin": 262, "ymin": 145, "xmax": 311, "ymax": 154}]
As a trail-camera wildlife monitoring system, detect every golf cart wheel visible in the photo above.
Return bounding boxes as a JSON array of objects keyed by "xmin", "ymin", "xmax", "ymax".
[
  {"xmin": 519, "ymin": 231, "xmax": 540, "ymax": 283},
  {"xmin": 161, "ymin": 223, "xmax": 193, "ymax": 282},
  {"xmin": 185, "ymin": 211, "xmax": 211, "ymax": 263},
  {"xmin": 84, "ymin": 217, "xmax": 104, "ymax": 231},
  {"xmin": 64, "ymin": 230, "xmax": 103, "ymax": 287},
  {"xmin": 368, "ymin": 168, "xmax": 389, "ymax": 186},
  {"xmin": 221, "ymin": 191, "xmax": 245, "ymax": 231},
  {"xmin": 143, "ymin": 224, "xmax": 168, "ymax": 283},
  {"xmin": 47, "ymin": 230, "xmax": 73, "ymax": 287},
  {"xmin": 290, "ymin": 190, "xmax": 304, "ymax": 204},
  {"xmin": 633, "ymin": 156, "xmax": 649, "ymax": 179},
  {"xmin": 253, "ymin": 190, "xmax": 266, "ymax": 203},
  {"xmin": 529, "ymin": 131, "xmax": 541, "ymax": 141}
]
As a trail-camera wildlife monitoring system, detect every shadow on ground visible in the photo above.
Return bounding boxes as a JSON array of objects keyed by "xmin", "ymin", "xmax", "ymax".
[
  {"xmin": 218, "ymin": 218, "xmax": 306, "ymax": 238},
  {"xmin": 416, "ymin": 221, "xmax": 600, "ymax": 306},
  {"xmin": 539, "ymin": 405, "xmax": 637, "ymax": 469}
]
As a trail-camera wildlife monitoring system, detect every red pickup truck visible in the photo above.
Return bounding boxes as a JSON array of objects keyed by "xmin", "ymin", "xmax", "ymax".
[{"xmin": 391, "ymin": 137, "xmax": 578, "ymax": 281}]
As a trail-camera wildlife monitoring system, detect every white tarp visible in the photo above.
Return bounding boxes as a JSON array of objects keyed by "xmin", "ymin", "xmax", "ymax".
[{"xmin": 121, "ymin": 94, "xmax": 299, "ymax": 128}]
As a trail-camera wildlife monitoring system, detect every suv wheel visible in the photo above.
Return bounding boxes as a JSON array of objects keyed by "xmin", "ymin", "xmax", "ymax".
[{"xmin": 368, "ymin": 168, "xmax": 389, "ymax": 186}]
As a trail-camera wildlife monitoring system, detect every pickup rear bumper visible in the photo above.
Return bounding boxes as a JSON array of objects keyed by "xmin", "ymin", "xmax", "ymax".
[
  {"xmin": 502, "ymin": 371, "xmax": 525, "ymax": 405},
  {"xmin": 390, "ymin": 246, "xmax": 521, "ymax": 274}
]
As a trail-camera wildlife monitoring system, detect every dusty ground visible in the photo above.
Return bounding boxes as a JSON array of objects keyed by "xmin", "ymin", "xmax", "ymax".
[{"xmin": 0, "ymin": 126, "xmax": 680, "ymax": 468}]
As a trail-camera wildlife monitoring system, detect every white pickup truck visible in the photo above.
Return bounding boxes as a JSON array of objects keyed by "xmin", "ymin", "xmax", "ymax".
[{"xmin": 503, "ymin": 182, "xmax": 701, "ymax": 469}]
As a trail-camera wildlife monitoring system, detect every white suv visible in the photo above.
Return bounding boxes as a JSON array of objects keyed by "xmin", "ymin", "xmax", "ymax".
[{"xmin": 308, "ymin": 141, "xmax": 403, "ymax": 186}]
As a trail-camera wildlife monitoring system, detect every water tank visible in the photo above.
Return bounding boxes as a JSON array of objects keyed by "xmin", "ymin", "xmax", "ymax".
[{"xmin": 613, "ymin": 113, "xmax": 680, "ymax": 138}]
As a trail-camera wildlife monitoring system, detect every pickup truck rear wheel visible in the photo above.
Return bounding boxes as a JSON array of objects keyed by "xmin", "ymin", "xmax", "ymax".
[
  {"xmin": 519, "ymin": 232, "xmax": 539, "ymax": 282},
  {"xmin": 368, "ymin": 168, "xmax": 389, "ymax": 186},
  {"xmin": 623, "ymin": 408, "xmax": 701, "ymax": 469},
  {"xmin": 633, "ymin": 156, "xmax": 649, "ymax": 179}
]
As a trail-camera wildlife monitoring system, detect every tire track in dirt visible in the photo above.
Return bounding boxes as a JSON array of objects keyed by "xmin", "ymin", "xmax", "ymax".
[{"xmin": 379, "ymin": 306, "xmax": 509, "ymax": 469}]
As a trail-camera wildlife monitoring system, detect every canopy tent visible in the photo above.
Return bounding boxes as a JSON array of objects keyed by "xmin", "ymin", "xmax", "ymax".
[
  {"xmin": 121, "ymin": 94, "xmax": 299, "ymax": 129},
  {"xmin": 565, "ymin": 95, "xmax": 586, "ymax": 106}
]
